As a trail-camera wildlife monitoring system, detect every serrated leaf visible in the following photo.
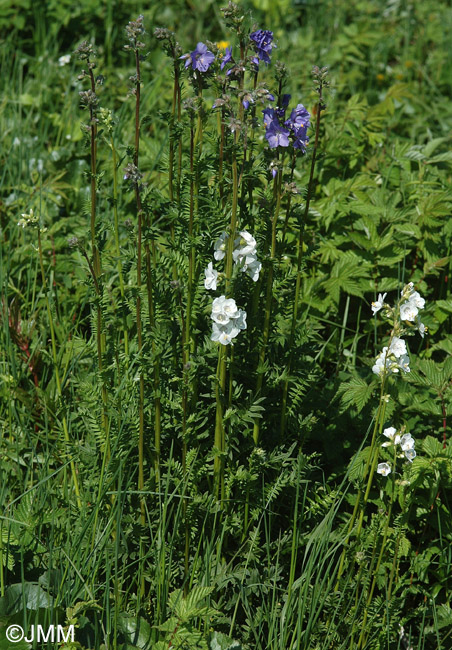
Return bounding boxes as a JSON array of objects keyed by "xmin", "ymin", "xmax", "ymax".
[
  {"xmin": 422, "ymin": 436, "xmax": 445, "ymax": 458},
  {"xmin": 338, "ymin": 376, "xmax": 374, "ymax": 413},
  {"xmin": 347, "ymin": 447, "xmax": 372, "ymax": 482}
]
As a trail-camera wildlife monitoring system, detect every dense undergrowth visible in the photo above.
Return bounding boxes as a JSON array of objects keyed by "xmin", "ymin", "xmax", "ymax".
[{"xmin": 1, "ymin": 1, "xmax": 452, "ymax": 649}]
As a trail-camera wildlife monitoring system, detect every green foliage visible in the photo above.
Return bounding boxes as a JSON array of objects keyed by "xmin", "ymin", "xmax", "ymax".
[{"xmin": 1, "ymin": 1, "xmax": 452, "ymax": 649}]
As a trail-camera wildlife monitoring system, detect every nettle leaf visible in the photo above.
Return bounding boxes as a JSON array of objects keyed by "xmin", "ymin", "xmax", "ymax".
[
  {"xmin": 167, "ymin": 586, "xmax": 215, "ymax": 623},
  {"xmin": 347, "ymin": 446, "xmax": 372, "ymax": 483},
  {"xmin": 422, "ymin": 436, "xmax": 446, "ymax": 458},
  {"xmin": 337, "ymin": 376, "xmax": 374, "ymax": 413},
  {"xmin": 322, "ymin": 252, "xmax": 370, "ymax": 301}
]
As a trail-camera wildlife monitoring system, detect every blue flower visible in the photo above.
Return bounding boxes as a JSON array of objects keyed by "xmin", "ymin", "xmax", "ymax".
[
  {"xmin": 285, "ymin": 103, "xmax": 310, "ymax": 131},
  {"xmin": 220, "ymin": 46, "xmax": 233, "ymax": 70},
  {"xmin": 263, "ymin": 107, "xmax": 277, "ymax": 126},
  {"xmin": 293, "ymin": 125, "xmax": 309, "ymax": 152},
  {"xmin": 262, "ymin": 101, "xmax": 310, "ymax": 151},
  {"xmin": 250, "ymin": 29, "xmax": 274, "ymax": 65},
  {"xmin": 265, "ymin": 120, "xmax": 290, "ymax": 148},
  {"xmin": 180, "ymin": 42, "xmax": 215, "ymax": 72}
]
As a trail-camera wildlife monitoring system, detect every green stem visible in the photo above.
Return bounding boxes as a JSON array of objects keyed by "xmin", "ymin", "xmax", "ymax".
[
  {"xmin": 111, "ymin": 135, "xmax": 129, "ymax": 359},
  {"xmin": 280, "ymin": 91, "xmax": 323, "ymax": 437},
  {"xmin": 214, "ymin": 131, "xmax": 239, "ymax": 500},
  {"xmin": 86, "ymin": 64, "xmax": 110, "ymax": 552},
  {"xmin": 131, "ymin": 38, "xmax": 146, "ymax": 599},
  {"xmin": 357, "ymin": 445, "xmax": 398, "ymax": 650},
  {"xmin": 38, "ymin": 229, "xmax": 81, "ymax": 509},
  {"xmin": 253, "ymin": 162, "xmax": 283, "ymax": 445}
]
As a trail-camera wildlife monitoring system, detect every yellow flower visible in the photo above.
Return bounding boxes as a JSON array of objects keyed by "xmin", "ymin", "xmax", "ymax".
[{"xmin": 216, "ymin": 41, "xmax": 230, "ymax": 50}]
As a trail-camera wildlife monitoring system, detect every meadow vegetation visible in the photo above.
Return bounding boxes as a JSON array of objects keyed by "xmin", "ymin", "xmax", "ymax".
[{"xmin": 1, "ymin": 0, "xmax": 452, "ymax": 648}]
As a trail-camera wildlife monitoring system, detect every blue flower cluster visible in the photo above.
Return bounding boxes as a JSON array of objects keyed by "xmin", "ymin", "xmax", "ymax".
[
  {"xmin": 250, "ymin": 30, "xmax": 274, "ymax": 66},
  {"xmin": 263, "ymin": 95, "xmax": 310, "ymax": 151},
  {"xmin": 180, "ymin": 29, "xmax": 274, "ymax": 76},
  {"xmin": 180, "ymin": 42, "xmax": 215, "ymax": 72}
]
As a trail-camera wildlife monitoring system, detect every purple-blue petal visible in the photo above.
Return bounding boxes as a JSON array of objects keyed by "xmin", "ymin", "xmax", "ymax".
[
  {"xmin": 266, "ymin": 121, "xmax": 290, "ymax": 148},
  {"xmin": 281, "ymin": 94, "xmax": 291, "ymax": 108},
  {"xmin": 263, "ymin": 107, "xmax": 276, "ymax": 126}
]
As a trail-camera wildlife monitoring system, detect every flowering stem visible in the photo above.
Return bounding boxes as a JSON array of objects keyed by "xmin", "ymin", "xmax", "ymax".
[
  {"xmin": 38, "ymin": 228, "xmax": 81, "ymax": 509},
  {"xmin": 111, "ymin": 134, "xmax": 129, "ymax": 360},
  {"xmin": 281, "ymin": 150, "xmax": 297, "ymax": 247},
  {"xmin": 168, "ymin": 60, "xmax": 182, "ymax": 278},
  {"xmin": 127, "ymin": 34, "xmax": 147, "ymax": 601},
  {"xmin": 214, "ymin": 131, "xmax": 239, "ymax": 500},
  {"xmin": 280, "ymin": 89, "xmax": 324, "ymax": 437},
  {"xmin": 253, "ymin": 161, "xmax": 283, "ymax": 445},
  {"xmin": 218, "ymin": 107, "xmax": 225, "ymax": 206},
  {"xmin": 84, "ymin": 63, "xmax": 111, "ymax": 550},
  {"xmin": 84, "ymin": 64, "xmax": 110, "ymax": 468}
]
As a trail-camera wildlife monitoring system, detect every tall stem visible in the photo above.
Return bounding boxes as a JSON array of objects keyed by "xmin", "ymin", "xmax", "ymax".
[
  {"xmin": 253, "ymin": 162, "xmax": 283, "ymax": 446},
  {"xmin": 280, "ymin": 87, "xmax": 324, "ymax": 437},
  {"xmin": 38, "ymin": 228, "xmax": 81, "ymax": 509},
  {"xmin": 214, "ymin": 130, "xmax": 239, "ymax": 500},
  {"xmin": 111, "ymin": 135, "xmax": 129, "ymax": 359}
]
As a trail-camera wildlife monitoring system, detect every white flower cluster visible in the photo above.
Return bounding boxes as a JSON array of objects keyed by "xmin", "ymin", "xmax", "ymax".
[
  {"xmin": 17, "ymin": 209, "xmax": 42, "ymax": 230},
  {"xmin": 372, "ymin": 336, "xmax": 411, "ymax": 376},
  {"xmin": 204, "ymin": 229, "xmax": 261, "ymax": 346},
  {"xmin": 377, "ymin": 426, "xmax": 417, "ymax": 477},
  {"xmin": 371, "ymin": 283, "xmax": 426, "ymax": 377},
  {"xmin": 211, "ymin": 295, "xmax": 247, "ymax": 345},
  {"xmin": 213, "ymin": 230, "xmax": 262, "ymax": 282},
  {"xmin": 399, "ymin": 282, "xmax": 426, "ymax": 338}
]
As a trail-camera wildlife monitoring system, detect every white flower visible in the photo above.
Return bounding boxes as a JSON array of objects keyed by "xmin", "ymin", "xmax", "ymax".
[
  {"xmin": 371, "ymin": 292, "xmax": 387, "ymax": 315},
  {"xmin": 245, "ymin": 257, "xmax": 261, "ymax": 282},
  {"xmin": 211, "ymin": 306, "xmax": 247, "ymax": 345},
  {"xmin": 18, "ymin": 208, "xmax": 39, "ymax": 229},
  {"xmin": 400, "ymin": 433, "xmax": 415, "ymax": 451},
  {"xmin": 233, "ymin": 309, "xmax": 247, "ymax": 330},
  {"xmin": 377, "ymin": 462, "xmax": 391, "ymax": 476},
  {"xmin": 382, "ymin": 426, "xmax": 401, "ymax": 447},
  {"xmin": 233, "ymin": 231, "xmax": 257, "ymax": 261},
  {"xmin": 404, "ymin": 448, "xmax": 416, "ymax": 462},
  {"xmin": 204, "ymin": 262, "xmax": 218, "ymax": 290},
  {"xmin": 211, "ymin": 295, "xmax": 238, "ymax": 324},
  {"xmin": 372, "ymin": 348, "xmax": 390, "ymax": 376},
  {"xmin": 400, "ymin": 300, "xmax": 418, "ymax": 322},
  {"xmin": 410, "ymin": 291, "xmax": 425, "ymax": 310},
  {"xmin": 58, "ymin": 54, "xmax": 71, "ymax": 66},
  {"xmin": 372, "ymin": 344, "xmax": 410, "ymax": 376},
  {"xmin": 212, "ymin": 230, "xmax": 261, "ymax": 282},
  {"xmin": 397, "ymin": 354, "xmax": 410, "ymax": 373},
  {"xmin": 416, "ymin": 317, "xmax": 427, "ymax": 338},
  {"xmin": 214, "ymin": 232, "xmax": 228, "ymax": 261},
  {"xmin": 401, "ymin": 282, "xmax": 414, "ymax": 299},
  {"xmin": 389, "ymin": 336, "xmax": 407, "ymax": 358},
  {"xmin": 211, "ymin": 320, "xmax": 240, "ymax": 345},
  {"xmin": 400, "ymin": 286, "xmax": 425, "ymax": 322}
]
